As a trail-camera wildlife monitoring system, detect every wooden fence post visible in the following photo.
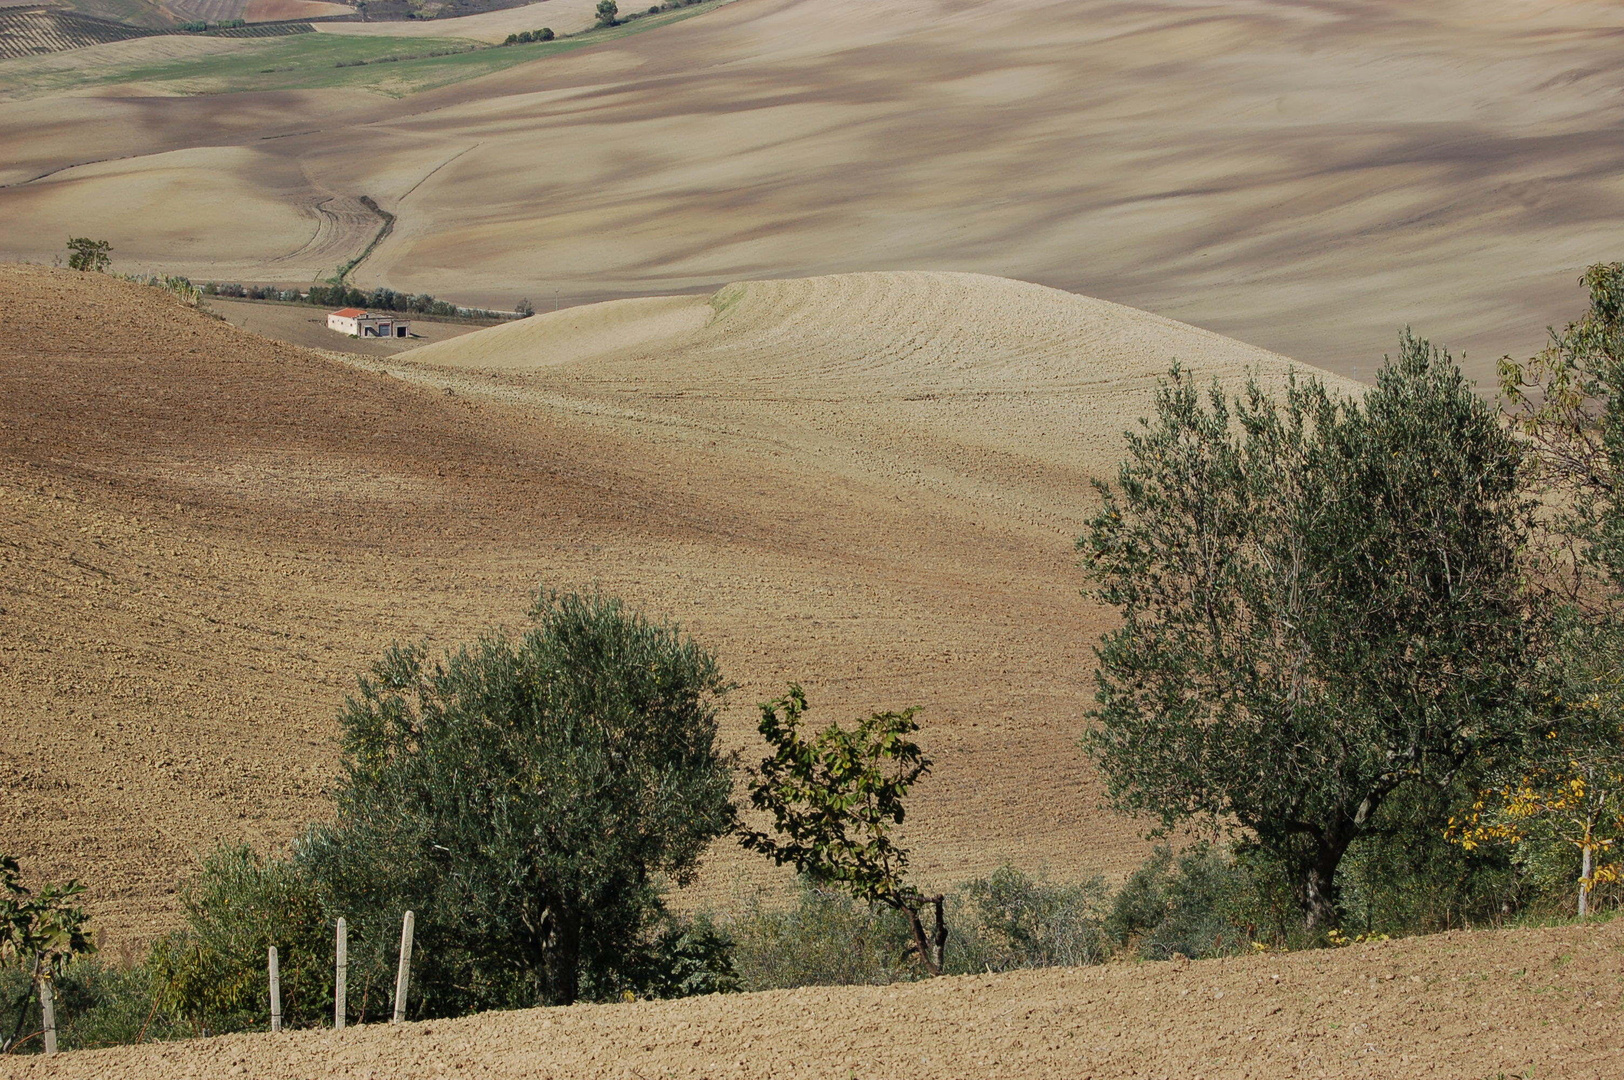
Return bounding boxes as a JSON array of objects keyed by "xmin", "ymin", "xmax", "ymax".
[
  {"xmin": 268, "ymin": 946, "xmax": 282, "ymax": 1033},
  {"xmin": 37, "ymin": 974, "xmax": 57, "ymax": 1055},
  {"xmin": 334, "ymin": 918, "xmax": 348, "ymax": 1030},
  {"xmin": 391, "ymin": 910, "xmax": 415, "ymax": 1024}
]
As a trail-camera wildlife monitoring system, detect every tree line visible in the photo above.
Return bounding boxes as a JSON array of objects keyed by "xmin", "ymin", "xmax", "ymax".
[{"xmin": 202, "ymin": 281, "xmax": 524, "ymax": 322}]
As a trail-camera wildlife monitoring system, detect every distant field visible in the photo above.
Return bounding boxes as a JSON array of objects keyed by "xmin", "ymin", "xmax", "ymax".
[
  {"xmin": 167, "ymin": 0, "xmax": 352, "ymax": 21},
  {"xmin": 314, "ymin": 0, "xmax": 597, "ymax": 42},
  {"xmin": 0, "ymin": 0, "xmax": 728, "ymax": 96}
]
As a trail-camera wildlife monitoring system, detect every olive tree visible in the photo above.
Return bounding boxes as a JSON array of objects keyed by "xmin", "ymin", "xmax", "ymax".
[
  {"xmin": 64, "ymin": 238, "xmax": 110, "ymax": 273},
  {"xmin": 1081, "ymin": 337, "xmax": 1538, "ymax": 932},
  {"xmin": 301, "ymin": 591, "xmax": 736, "ymax": 1010}
]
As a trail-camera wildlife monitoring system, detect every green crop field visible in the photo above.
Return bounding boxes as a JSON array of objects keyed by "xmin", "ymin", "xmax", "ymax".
[{"xmin": 0, "ymin": 0, "xmax": 731, "ymax": 99}]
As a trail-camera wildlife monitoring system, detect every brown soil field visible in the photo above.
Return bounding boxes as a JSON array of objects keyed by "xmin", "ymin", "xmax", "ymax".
[
  {"xmin": 2, "ymin": 0, "xmax": 1623, "ymax": 383},
  {"xmin": 312, "ymin": 0, "xmax": 600, "ymax": 41},
  {"xmin": 5, "ymin": 920, "xmax": 1624, "ymax": 1079},
  {"xmin": 2, "ymin": 263, "xmax": 1347, "ymax": 949},
  {"xmin": 240, "ymin": 0, "xmax": 352, "ymax": 21}
]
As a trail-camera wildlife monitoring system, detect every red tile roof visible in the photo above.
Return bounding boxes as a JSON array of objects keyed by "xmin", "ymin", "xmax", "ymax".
[{"xmin": 330, "ymin": 308, "xmax": 366, "ymax": 318}]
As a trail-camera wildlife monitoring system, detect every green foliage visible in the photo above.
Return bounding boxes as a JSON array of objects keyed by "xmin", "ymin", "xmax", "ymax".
[
  {"xmin": 596, "ymin": 0, "xmax": 618, "ymax": 26},
  {"xmin": 1081, "ymin": 341, "xmax": 1538, "ymax": 932},
  {"xmin": 1501, "ymin": 262, "xmax": 1624, "ymax": 592},
  {"xmin": 1103, "ymin": 845, "xmax": 1280, "ymax": 959},
  {"xmin": 740, "ymin": 685, "xmax": 948, "ymax": 973},
  {"xmin": 724, "ymin": 882, "xmax": 918, "ymax": 991},
  {"xmin": 1494, "ymin": 264, "xmax": 1624, "ymax": 918},
  {"xmin": 584, "ymin": 913, "xmax": 739, "ymax": 1000},
  {"xmin": 303, "ymin": 590, "xmax": 736, "ymax": 1010},
  {"xmin": 0, "ymin": 957, "xmax": 184, "ymax": 1053},
  {"xmin": 148, "ymin": 845, "xmax": 331, "ymax": 1035},
  {"xmin": 0, "ymin": 855, "xmax": 97, "ymax": 1052},
  {"xmin": 1339, "ymin": 783, "xmax": 1522, "ymax": 935},
  {"xmin": 953, "ymin": 866, "xmax": 1111, "ymax": 971},
  {"xmin": 177, "ymin": 19, "xmax": 206, "ymax": 30},
  {"xmin": 65, "ymin": 237, "xmax": 110, "ymax": 272}
]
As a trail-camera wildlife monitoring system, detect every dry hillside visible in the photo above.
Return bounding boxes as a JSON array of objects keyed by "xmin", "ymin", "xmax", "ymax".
[
  {"xmin": 5, "ymin": 920, "xmax": 1624, "ymax": 1079},
  {"xmin": 0, "ymin": 264, "xmax": 1347, "ymax": 947},
  {"xmin": 3, "ymin": 0, "xmax": 1623, "ymax": 380}
]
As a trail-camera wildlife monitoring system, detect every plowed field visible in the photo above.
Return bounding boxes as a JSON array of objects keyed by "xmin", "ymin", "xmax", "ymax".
[
  {"xmin": 2, "ymin": 264, "xmax": 1347, "ymax": 947},
  {"xmin": 5, "ymin": 920, "xmax": 1624, "ymax": 1079}
]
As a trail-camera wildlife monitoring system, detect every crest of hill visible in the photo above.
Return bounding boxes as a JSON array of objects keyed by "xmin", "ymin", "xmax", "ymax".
[
  {"xmin": 406, "ymin": 271, "xmax": 1361, "ymax": 494},
  {"xmin": 410, "ymin": 271, "xmax": 1357, "ymax": 396}
]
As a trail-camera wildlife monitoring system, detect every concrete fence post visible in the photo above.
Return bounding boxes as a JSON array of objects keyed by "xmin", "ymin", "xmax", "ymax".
[
  {"xmin": 335, "ymin": 918, "xmax": 348, "ymax": 1030},
  {"xmin": 37, "ymin": 974, "xmax": 57, "ymax": 1055},
  {"xmin": 268, "ymin": 946, "xmax": 282, "ymax": 1033},
  {"xmin": 392, "ymin": 910, "xmax": 415, "ymax": 1024}
]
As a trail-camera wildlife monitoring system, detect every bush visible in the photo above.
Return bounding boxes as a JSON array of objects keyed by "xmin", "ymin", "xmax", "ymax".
[
  {"xmin": 724, "ymin": 882, "xmax": 917, "ymax": 991},
  {"xmin": 0, "ymin": 958, "xmax": 184, "ymax": 1052},
  {"xmin": 1340, "ymin": 784, "xmax": 1523, "ymax": 935},
  {"xmin": 585, "ymin": 913, "xmax": 739, "ymax": 1000},
  {"xmin": 298, "ymin": 591, "xmax": 736, "ymax": 1010},
  {"xmin": 65, "ymin": 237, "xmax": 111, "ymax": 273},
  {"xmin": 1105, "ymin": 845, "xmax": 1282, "ymax": 959},
  {"xmin": 952, "ymin": 866, "xmax": 1110, "ymax": 972},
  {"xmin": 149, "ymin": 845, "xmax": 332, "ymax": 1035}
]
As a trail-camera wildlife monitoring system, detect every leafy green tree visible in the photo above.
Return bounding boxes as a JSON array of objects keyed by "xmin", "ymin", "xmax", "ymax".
[
  {"xmin": 1501, "ymin": 262, "xmax": 1624, "ymax": 594},
  {"xmin": 64, "ymin": 238, "xmax": 110, "ymax": 273},
  {"xmin": 1081, "ymin": 338, "xmax": 1538, "ymax": 932},
  {"xmin": 595, "ymin": 0, "xmax": 618, "ymax": 26},
  {"xmin": 0, "ymin": 855, "xmax": 95, "ymax": 1052},
  {"xmin": 1488, "ymin": 263, "xmax": 1624, "ymax": 915},
  {"xmin": 740, "ymin": 685, "xmax": 947, "ymax": 974},
  {"xmin": 301, "ymin": 590, "xmax": 735, "ymax": 1010}
]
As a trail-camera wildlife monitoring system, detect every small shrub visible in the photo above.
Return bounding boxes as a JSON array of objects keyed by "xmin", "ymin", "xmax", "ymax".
[
  {"xmin": 148, "ymin": 845, "xmax": 331, "ymax": 1035},
  {"xmin": 585, "ymin": 913, "xmax": 739, "ymax": 1001},
  {"xmin": 537, "ymin": 27, "xmax": 554, "ymax": 40},
  {"xmin": 1106, "ymin": 844, "xmax": 1279, "ymax": 959},
  {"xmin": 952, "ymin": 866, "xmax": 1110, "ymax": 972},
  {"xmin": 65, "ymin": 237, "xmax": 111, "ymax": 273},
  {"xmin": 595, "ymin": 0, "xmax": 618, "ymax": 26},
  {"xmin": 724, "ymin": 882, "xmax": 916, "ymax": 991}
]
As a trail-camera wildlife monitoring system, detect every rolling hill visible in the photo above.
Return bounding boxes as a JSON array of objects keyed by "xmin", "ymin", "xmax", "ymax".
[
  {"xmin": 2, "ymin": 0, "xmax": 1622, "ymax": 381},
  {"xmin": 0, "ymin": 263, "xmax": 1350, "ymax": 947}
]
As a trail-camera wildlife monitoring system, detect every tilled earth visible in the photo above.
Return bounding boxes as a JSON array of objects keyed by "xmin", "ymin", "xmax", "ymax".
[
  {"xmin": 4, "ymin": 921, "xmax": 1622, "ymax": 1079},
  {"xmin": 0, "ymin": 265, "xmax": 1129, "ymax": 946}
]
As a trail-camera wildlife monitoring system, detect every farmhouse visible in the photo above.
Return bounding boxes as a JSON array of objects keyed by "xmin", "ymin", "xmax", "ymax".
[{"xmin": 327, "ymin": 308, "xmax": 409, "ymax": 338}]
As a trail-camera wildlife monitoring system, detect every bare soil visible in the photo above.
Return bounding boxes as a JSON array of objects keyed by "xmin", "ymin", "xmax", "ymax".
[
  {"xmin": 5, "ymin": 920, "xmax": 1624, "ymax": 1078},
  {"xmin": 5, "ymin": 264, "xmax": 1249, "ymax": 947}
]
